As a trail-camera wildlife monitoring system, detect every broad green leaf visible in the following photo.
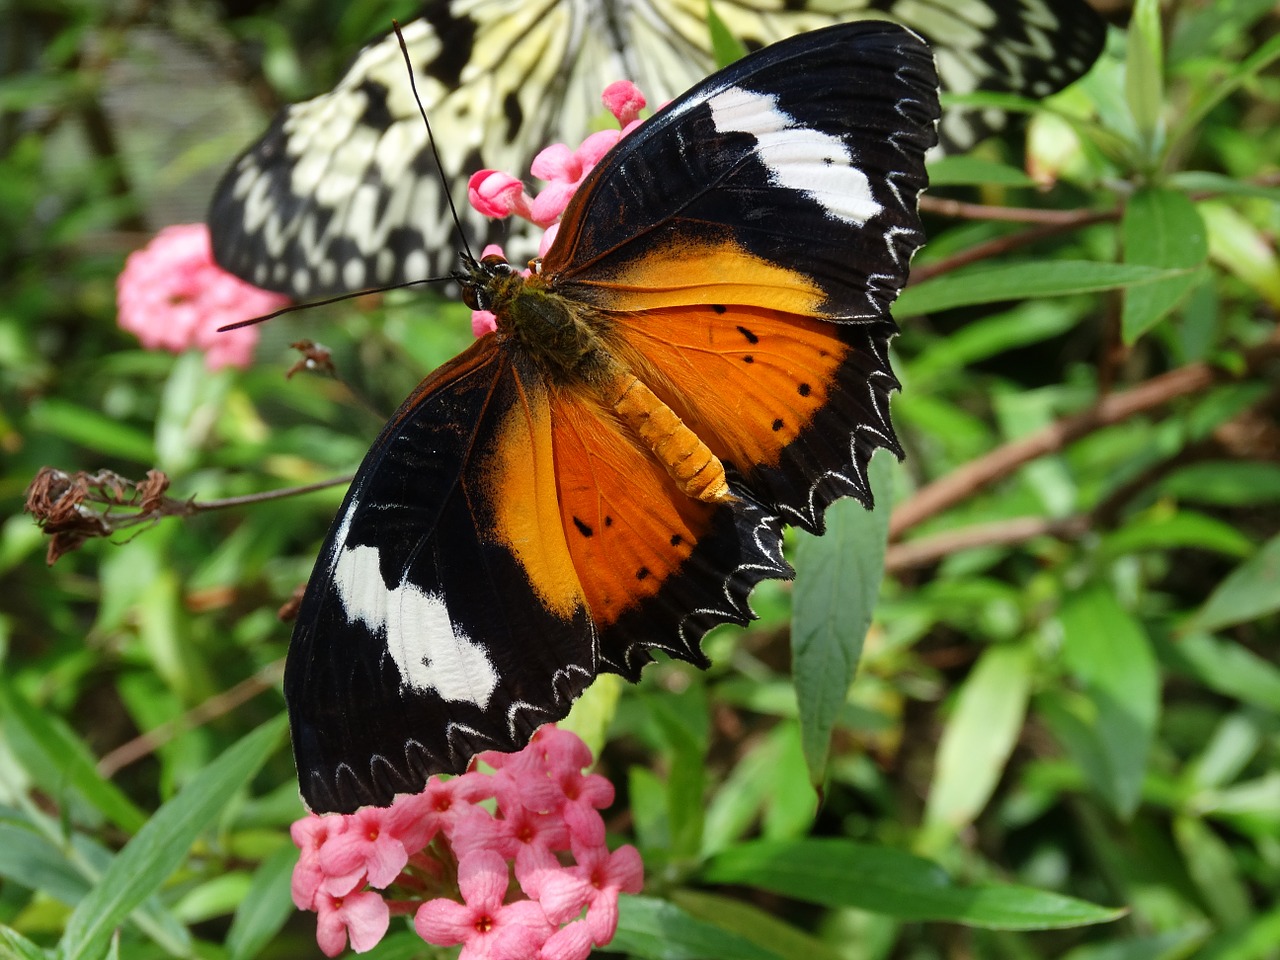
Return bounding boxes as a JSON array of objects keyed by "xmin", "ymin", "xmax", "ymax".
[
  {"xmin": 59, "ymin": 715, "xmax": 287, "ymax": 960},
  {"xmin": 0, "ymin": 925, "xmax": 49, "ymax": 960},
  {"xmin": 0, "ymin": 818, "xmax": 92, "ymax": 907},
  {"xmin": 648, "ymin": 698, "xmax": 707, "ymax": 859},
  {"xmin": 1057, "ymin": 587, "xmax": 1159, "ymax": 818},
  {"xmin": 926, "ymin": 155, "xmax": 1036, "ymax": 187},
  {"xmin": 609, "ymin": 895, "xmax": 782, "ymax": 960},
  {"xmin": 1099, "ymin": 509, "xmax": 1254, "ymax": 559},
  {"xmin": 1159, "ymin": 462, "xmax": 1280, "ymax": 507},
  {"xmin": 226, "ymin": 844, "xmax": 297, "ymax": 960},
  {"xmin": 1125, "ymin": 0, "xmax": 1165, "ymax": 160},
  {"xmin": 1201, "ymin": 202, "xmax": 1280, "ymax": 308},
  {"xmin": 923, "ymin": 643, "xmax": 1033, "ymax": 842},
  {"xmin": 27, "ymin": 398, "xmax": 155, "ymax": 463},
  {"xmin": 1172, "ymin": 633, "xmax": 1280, "ymax": 712},
  {"xmin": 909, "ymin": 301, "xmax": 1080, "ymax": 380},
  {"xmin": 1061, "ymin": 927, "xmax": 1209, "ymax": 960},
  {"xmin": 1173, "ymin": 816, "xmax": 1249, "ymax": 927},
  {"xmin": 673, "ymin": 889, "xmax": 845, "ymax": 960},
  {"xmin": 706, "ymin": 2, "xmax": 748, "ymax": 68},
  {"xmin": 1195, "ymin": 904, "xmax": 1280, "ymax": 960},
  {"xmin": 701, "ymin": 839, "xmax": 1123, "ymax": 929},
  {"xmin": 792, "ymin": 451, "xmax": 892, "ymax": 782},
  {"xmin": 1121, "ymin": 188, "xmax": 1207, "ymax": 342},
  {"xmin": 1188, "ymin": 532, "xmax": 1280, "ymax": 633},
  {"xmin": 898, "ymin": 262, "xmax": 1186, "ymax": 316},
  {"xmin": 1169, "ymin": 171, "xmax": 1280, "ymax": 202},
  {"xmin": 760, "ymin": 723, "xmax": 818, "ymax": 841},
  {"xmin": 0, "ymin": 682, "xmax": 147, "ymax": 833}
]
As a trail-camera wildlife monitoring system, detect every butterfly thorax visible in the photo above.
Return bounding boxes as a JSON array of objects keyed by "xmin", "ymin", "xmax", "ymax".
[
  {"xmin": 460, "ymin": 254, "xmax": 732, "ymax": 504},
  {"xmin": 462, "ymin": 255, "xmax": 615, "ymax": 387}
]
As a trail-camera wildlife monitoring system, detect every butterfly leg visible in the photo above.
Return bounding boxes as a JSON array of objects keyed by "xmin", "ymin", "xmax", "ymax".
[{"xmin": 607, "ymin": 372, "xmax": 732, "ymax": 504}]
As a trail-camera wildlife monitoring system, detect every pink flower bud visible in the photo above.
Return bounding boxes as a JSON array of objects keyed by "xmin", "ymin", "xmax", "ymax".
[
  {"xmin": 602, "ymin": 80, "xmax": 646, "ymax": 127},
  {"xmin": 468, "ymin": 170, "xmax": 532, "ymax": 219}
]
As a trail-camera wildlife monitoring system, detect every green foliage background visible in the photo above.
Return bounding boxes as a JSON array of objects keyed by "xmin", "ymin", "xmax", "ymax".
[{"xmin": 2, "ymin": 1, "xmax": 1278, "ymax": 958}]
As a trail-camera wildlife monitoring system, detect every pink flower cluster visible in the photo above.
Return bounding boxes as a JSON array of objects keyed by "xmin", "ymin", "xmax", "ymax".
[
  {"xmin": 116, "ymin": 223, "xmax": 289, "ymax": 370},
  {"xmin": 466, "ymin": 80, "xmax": 648, "ymax": 337},
  {"xmin": 292, "ymin": 727, "xmax": 643, "ymax": 959}
]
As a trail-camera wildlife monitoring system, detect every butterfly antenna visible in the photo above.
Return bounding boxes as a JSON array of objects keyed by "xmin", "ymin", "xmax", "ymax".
[
  {"xmin": 391, "ymin": 19, "xmax": 475, "ymax": 264},
  {"xmin": 216, "ymin": 276, "xmax": 454, "ymax": 332}
]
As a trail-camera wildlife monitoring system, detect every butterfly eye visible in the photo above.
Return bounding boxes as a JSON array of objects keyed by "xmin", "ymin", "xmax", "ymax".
[{"xmin": 461, "ymin": 283, "xmax": 487, "ymax": 311}]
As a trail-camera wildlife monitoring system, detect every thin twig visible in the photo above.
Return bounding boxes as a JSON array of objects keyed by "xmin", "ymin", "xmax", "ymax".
[
  {"xmin": 889, "ymin": 333, "xmax": 1280, "ymax": 539},
  {"xmin": 885, "ymin": 515, "xmax": 1091, "ymax": 571},
  {"xmin": 96, "ymin": 661, "xmax": 285, "ymax": 778}
]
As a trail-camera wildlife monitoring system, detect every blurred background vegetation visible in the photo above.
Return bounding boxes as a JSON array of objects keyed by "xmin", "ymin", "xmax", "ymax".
[{"xmin": 1, "ymin": 1, "xmax": 1278, "ymax": 958}]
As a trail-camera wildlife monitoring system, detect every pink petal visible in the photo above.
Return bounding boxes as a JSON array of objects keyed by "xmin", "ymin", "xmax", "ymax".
[
  {"xmin": 457, "ymin": 849, "xmax": 513, "ymax": 909},
  {"xmin": 415, "ymin": 897, "xmax": 476, "ymax": 946},
  {"xmin": 604, "ymin": 844, "xmax": 645, "ymax": 894},
  {"xmin": 342, "ymin": 891, "xmax": 392, "ymax": 953},
  {"xmin": 535, "ymin": 868, "xmax": 593, "ymax": 926},
  {"xmin": 472, "ymin": 310, "xmax": 499, "ymax": 337},
  {"xmin": 575, "ymin": 129, "xmax": 621, "ymax": 169},
  {"xmin": 530, "ymin": 143, "xmax": 579, "ymax": 183},
  {"xmin": 468, "ymin": 170, "xmax": 531, "ymax": 219},
  {"xmin": 540, "ymin": 920, "xmax": 594, "ymax": 960},
  {"xmin": 529, "ymin": 182, "xmax": 578, "ymax": 227},
  {"xmin": 487, "ymin": 900, "xmax": 554, "ymax": 960},
  {"xmin": 585, "ymin": 889, "xmax": 621, "ymax": 946}
]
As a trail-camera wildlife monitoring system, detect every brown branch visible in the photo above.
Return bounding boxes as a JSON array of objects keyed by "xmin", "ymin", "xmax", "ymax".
[
  {"xmin": 917, "ymin": 195, "xmax": 1108, "ymax": 224},
  {"xmin": 885, "ymin": 515, "xmax": 1091, "ymax": 572},
  {"xmin": 97, "ymin": 661, "xmax": 285, "ymax": 778},
  {"xmin": 889, "ymin": 333, "xmax": 1280, "ymax": 540}
]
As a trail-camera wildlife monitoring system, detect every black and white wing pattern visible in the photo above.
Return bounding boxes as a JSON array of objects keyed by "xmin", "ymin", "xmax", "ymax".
[{"xmin": 208, "ymin": 0, "xmax": 1105, "ymax": 296}]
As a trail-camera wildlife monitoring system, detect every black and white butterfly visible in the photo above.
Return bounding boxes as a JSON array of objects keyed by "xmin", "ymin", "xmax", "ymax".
[{"xmin": 207, "ymin": 0, "xmax": 1104, "ymax": 298}]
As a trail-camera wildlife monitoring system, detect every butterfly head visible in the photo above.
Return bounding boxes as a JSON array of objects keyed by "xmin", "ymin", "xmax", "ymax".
[{"xmin": 455, "ymin": 252, "xmax": 524, "ymax": 314}]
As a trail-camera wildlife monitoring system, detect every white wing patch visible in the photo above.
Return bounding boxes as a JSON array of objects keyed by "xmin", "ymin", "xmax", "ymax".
[
  {"xmin": 329, "ymin": 501, "xmax": 499, "ymax": 708},
  {"xmin": 708, "ymin": 85, "xmax": 882, "ymax": 226}
]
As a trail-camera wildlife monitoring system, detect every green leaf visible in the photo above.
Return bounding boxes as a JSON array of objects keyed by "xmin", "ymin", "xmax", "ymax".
[
  {"xmin": 898, "ymin": 262, "xmax": 1186, "ymax": 316},
  {"xmin": 926, "ymin": 156, "xmax": 1036, "ymax": 187},
  {"xmin": 792, "ymin": 451, "xmax": 892, "ymax": 783},
  {"xmin": 1173, "ymin": 633, "xmax": 1280, "ymax": 712},
  {"xmin": 225, "ymin": 843, "xmax": 298, "ymax": 960},
  {"xmin": 1158, "ymin": 462, "xmax": 1280, "ymax": 507},
  {"xmin": 0, "ymin": 924, "xmax": 51, "ymax": 960},
  {"xmin": 673, "ymin": 889, "xmax": 845, "ymax": 960},
  {"xmin": 701, "ymin": 839, "xmax": 1123, "ymax": 929},
  {"xmin": 59, "ymin": 715, "xmax": 287, "ymax": 960},
  {"xmin": 923, "ymin": 643, "xmax": 1033, "ymax": 842},
  {"xmin": 1121, "ymin": 188, "xmax": 1207, "ymax": 342},
  {"xmin": 706, "ymin": 2, "xmax": 748, "ymax": 68},
  {"xmin": 0, "ymin": 682, "xmax": 148, "ymax": 833},
  {"xmin": 27, "ymin": 398, "xmax": 155, "ymax": 463},
  {"xmin": 1099, "ymin": 509, "xmax": 1254, "ymax": 559},
  {"xmin": 609, "ymin": 895, "xmax": 782, "ymax": 960},
  {"xmin": 1173, "ymin": 815, "xmax": 1250, "ymax": 927},
  {"xmin": 1188, "ymin": 533, "xmax": 1280, "ymax": 633},
  {"xmin": 0, "ymin": 818, "xmax": 91, "ymax": 907},
  {"xmin": 1201, "ymin": 202, "xmax": 1280, "ymax": 308},
  {"xmin": 560, "ymin": 673, "xmax": 622, "ymax": 763},
  {"xmin": 1125, "ymin": 0, "xmax": 1165, "ymax": 160},
  {"xmin": 1061, "ymin": 927, "xmax": 1209, "ymax": 960},
  {"xmin": 1057, "ymin": 587, "xmax": 1160, "ymax": 818}
]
